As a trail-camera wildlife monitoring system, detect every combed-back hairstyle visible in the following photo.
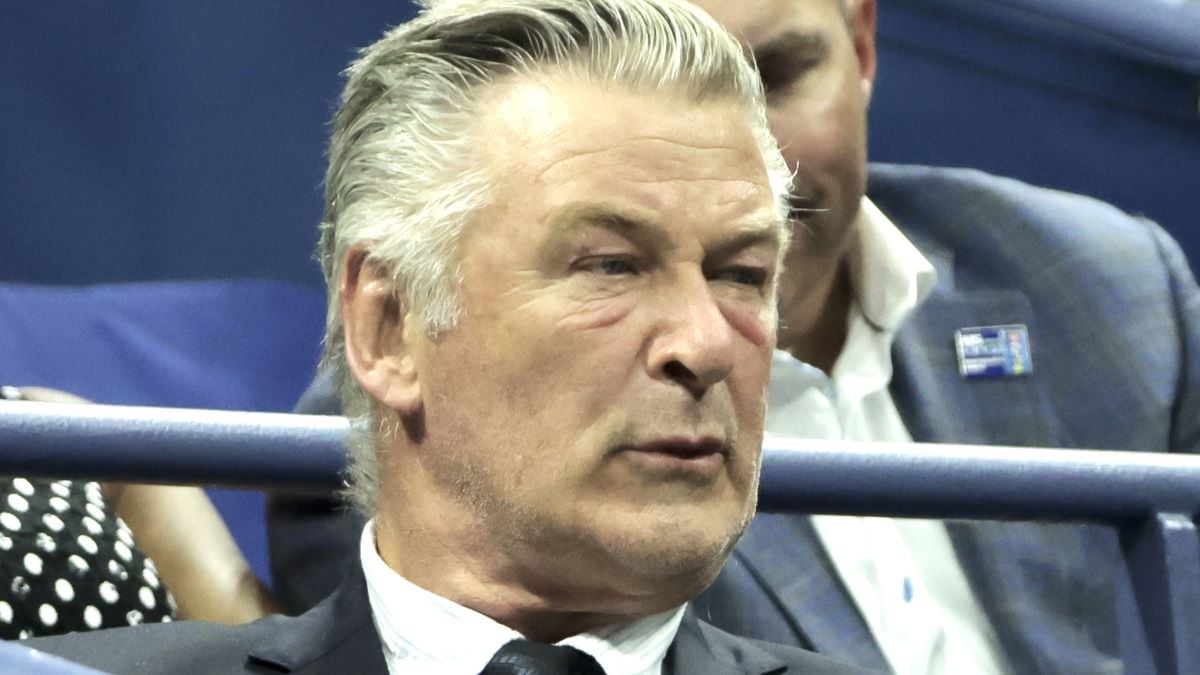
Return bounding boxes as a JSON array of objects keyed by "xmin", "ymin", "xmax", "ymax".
[{"xmin": 321, "ymin": 0, "xmax": 792, "ymax": 513}]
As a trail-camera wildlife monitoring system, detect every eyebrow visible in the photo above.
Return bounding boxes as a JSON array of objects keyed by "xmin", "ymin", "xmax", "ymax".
[
  {"xmin": 539, "ymin": 203, "xmax": 783, "ymax": 261},
  {"xmin": 541, "ymin": 205, "xmax": 672, "ymax": 258},
  {"xmin": 706, "ymin": 228, "xmax": 784, "ymax": 263}
]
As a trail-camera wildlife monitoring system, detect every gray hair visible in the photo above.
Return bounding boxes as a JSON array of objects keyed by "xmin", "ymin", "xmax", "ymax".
[{"xmin": 320, "ymin": 0, "xmax": 792, "ymax": 513}]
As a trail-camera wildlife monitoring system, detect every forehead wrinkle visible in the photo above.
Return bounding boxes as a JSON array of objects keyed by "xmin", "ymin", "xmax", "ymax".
[{"xmin": 534, "ymin": 136, "xmax": 763, "ymax": 185}]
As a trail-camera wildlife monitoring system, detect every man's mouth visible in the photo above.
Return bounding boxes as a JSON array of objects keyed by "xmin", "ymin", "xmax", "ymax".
[{"xmin": 618, "ymin": 436, "xmax": 728, "ymax": 475}]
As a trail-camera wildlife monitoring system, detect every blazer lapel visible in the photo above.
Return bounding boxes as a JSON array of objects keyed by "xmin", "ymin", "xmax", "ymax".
[
  {"xmin": 731, "ymin": 514, "xmax": 891, "ymax": 673},
  {"xmin": 890, "ymin": 259, "xmax": 1122, "ymax": 673},
  {"xmin": 666, "ymin": 607, "xmax": 788, "ymax": 675},
  {"xmin": 890, "ymin": 287, "xmax": 1061, "ymax": 449},
  {"xmin": 247, "ymin": 565, "xmax": 388, "ymax": 674}
]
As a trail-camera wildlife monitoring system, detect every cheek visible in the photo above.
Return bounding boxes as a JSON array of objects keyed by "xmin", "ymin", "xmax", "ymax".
[
  {"xmin": 480, "ymin": 296, "xmax": 639, "ymax": 410},
  {"xmin": 718, "ymin": 303, "xmax": 774, "ymax": 416},
  {"xmin": 767, "ymin": 71, "xmax": 867, "ymax": 178},
  {"xmin": 719, "ymin": 301, "xmax": 773, "ymax": 349},
  {"xmin": 769, "ymin": 101, "xmax": 860, "ymax": 179}
]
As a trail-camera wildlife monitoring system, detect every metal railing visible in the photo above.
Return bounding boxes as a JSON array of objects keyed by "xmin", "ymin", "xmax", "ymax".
[{"xmin": 2, "ymin": 401, "xmax": 1198, "ymax": 673}]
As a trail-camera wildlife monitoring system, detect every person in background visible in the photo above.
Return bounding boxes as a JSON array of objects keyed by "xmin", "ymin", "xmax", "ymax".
[
  {"xmin": 689, "ymin": 1, "xmax": 1200, "ymax": 673},
  {"xmin": 0, "ymin": 470, "xmax": 177, "ymax": 640},
  {"xmin": 22, "ymin": 0, "xmax": 873, "ymax": 672},
  {"xmin": 272, "ymin": 0, "xmax": 1200, "ymax": 673},
  {"xmin": 1, "ymin": 386, "xmax": 277, "ymax": 639}
]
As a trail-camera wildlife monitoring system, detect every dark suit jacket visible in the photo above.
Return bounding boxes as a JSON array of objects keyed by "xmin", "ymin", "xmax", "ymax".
[
  {"xmin": 25, "ymin": 563, "xmax": 867, "ymax": 675},
  {"xmin": 269, "ymin": 165, "xmax": 1200, "ymax": 674}
]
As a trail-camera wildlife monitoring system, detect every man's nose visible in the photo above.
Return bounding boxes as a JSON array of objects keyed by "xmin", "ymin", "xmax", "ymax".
[{"xmin": 647, "ymin": 275, "xmax": 737, "ymax": 398}]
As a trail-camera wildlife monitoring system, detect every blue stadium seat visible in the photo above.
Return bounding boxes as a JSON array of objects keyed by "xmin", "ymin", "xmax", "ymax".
[{"xmin": 0, "ymin": 280, "xmax": 327, "ymax": 585}]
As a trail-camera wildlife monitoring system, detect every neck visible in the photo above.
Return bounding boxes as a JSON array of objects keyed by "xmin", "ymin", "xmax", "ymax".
[{"xmin": 373, "ymin": 478, "xmax": 675, "ymax": 642}]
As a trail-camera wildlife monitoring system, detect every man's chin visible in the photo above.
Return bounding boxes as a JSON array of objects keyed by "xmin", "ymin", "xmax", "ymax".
[
  {"xmin": 592, "ymin": 505, "xmax": 750, "ymax": 586},
  {"xmin": 511, "ymin": 503, "xmax": 752, "ymax": 616}
]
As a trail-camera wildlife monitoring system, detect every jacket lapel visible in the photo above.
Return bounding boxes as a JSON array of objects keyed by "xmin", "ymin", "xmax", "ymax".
[
  {"xmin": 893, "ymin": 290, "xmax": 1123, "ymax": 673},
  {"xmin": 730, "ymin": 514, "xmax": 891, "ymax": 673},
  {"xmin": 247, "ymin": 565, "xmax": 388, "ymax": 674},
  {"xmin": 889, "ymin": 287, "xmax": 1061, "ymax": 449},
  {"xmin": 889, "ymin": 246, "xmax": 1123, "ymax": 673},
  {"xmin": 666, "ymin": 607, "xmax": 788, "ymax": 675}
]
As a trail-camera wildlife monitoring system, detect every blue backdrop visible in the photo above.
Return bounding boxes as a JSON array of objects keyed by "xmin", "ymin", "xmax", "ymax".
[
  {"xmin": 2, "ymin": 1, "xmax": 1197, "ymax": 287},
  {"xmin": 0, "ymin": 3, "xmax": 419, "ymax": 288}
]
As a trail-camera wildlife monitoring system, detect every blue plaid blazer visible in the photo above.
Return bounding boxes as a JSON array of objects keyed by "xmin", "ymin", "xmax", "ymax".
[{"xmin": 693, "ymin": 164, "xmax": 1200, "ymax": 675}]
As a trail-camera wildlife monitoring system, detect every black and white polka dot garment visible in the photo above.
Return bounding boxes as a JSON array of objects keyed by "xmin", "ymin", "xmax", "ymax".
[{"xmin": 0, "ymin": 477, "xmax": 176, "ymax": 639}]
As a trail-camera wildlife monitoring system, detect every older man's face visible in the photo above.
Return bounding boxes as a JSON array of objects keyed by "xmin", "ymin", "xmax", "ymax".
[{"xmin": 409, "ymin": 74, "xmax": 781, "ymax": 600}]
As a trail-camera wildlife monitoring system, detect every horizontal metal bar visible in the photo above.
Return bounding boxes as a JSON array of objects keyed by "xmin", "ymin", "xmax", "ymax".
[
  {"xmin": 0, "ymin": 402, "xmax": 348, "ymax": 491},
  {"xmin": 2, "ymin": 403, "xmax": 1199, "ymax": 522},
  {"xmin": 758, "ymin": 437, "xmax": 1200, "ymax": 521}
]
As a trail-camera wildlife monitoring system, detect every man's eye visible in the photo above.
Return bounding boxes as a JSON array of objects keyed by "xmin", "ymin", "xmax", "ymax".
[
  {"xmin": 759, "ymin": 58, "xmax": 821, "ymax": 99},
  {"xmin": 754, "ymin": 36, "xmax": 829, "ymax": 99},
  {"xmin": 759, "ymin": 66, "xmax": 800, "ymax": 98},
  {"xmin": 718, "ymin": 267, "xmax": 768, "ymax": 287},
  {"xmin": 575, "ymin": 256, "xmax": 638, "ymax": 276},
  {"xmin": 599, "ymin": 258, "xmax": 635, "ymax": 275}
]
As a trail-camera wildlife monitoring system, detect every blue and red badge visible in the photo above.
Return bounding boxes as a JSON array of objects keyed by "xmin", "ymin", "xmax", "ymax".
[{"xmin": 954, "ymin": 324, "xmax": 1033, "ymax": 378}]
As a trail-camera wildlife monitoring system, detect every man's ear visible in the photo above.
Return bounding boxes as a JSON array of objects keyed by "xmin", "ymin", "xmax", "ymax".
[
  {"xmin": 340, "ymin": 248, "xmax": 423, "ymax": 415},
  {"xmin": 848, "ymin": 0, "xmax": 878, "ymax": 102}
]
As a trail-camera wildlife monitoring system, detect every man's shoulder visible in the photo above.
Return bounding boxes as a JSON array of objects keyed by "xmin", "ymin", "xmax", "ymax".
[
  {"xmin": 867, "ymin": 162, "xmax": 1102, "ymax": 205},
  {"xmin": 24, "ymin": 566, "xmax": 383, "ymax": 674},
  {"xmin": 867, "ymin": 162, "xmax": 1149, "ymax": 236},
  {"xmin": 866, "ymin": 162, "xmax": 1175, "ymax": 279},
  {"xmin": 23, "ymin": 615, "xmax": 294, "ymax": 673}
]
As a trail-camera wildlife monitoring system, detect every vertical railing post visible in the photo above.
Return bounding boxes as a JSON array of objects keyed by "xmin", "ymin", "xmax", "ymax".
[{"xmin": 1121, "ymin": 512, "xmax": 1200, "ymax": 675}]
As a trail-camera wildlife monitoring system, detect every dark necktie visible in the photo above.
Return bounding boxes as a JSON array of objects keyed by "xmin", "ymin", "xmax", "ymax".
[{"xmin": 479, "ymin": 639, "xmax": 608, "ymax": 674}]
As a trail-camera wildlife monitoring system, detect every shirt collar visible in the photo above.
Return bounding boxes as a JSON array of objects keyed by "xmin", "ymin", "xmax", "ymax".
[
  {"xmin": 849, "ymin": 196, "xmax": 936, "ymax": 333},
  {"xmin": 359, "ymin": 519, "xmax": 685, "ymax": 675},
  {"xmin": 768, "ymin": 196, "xmax": 936, "ymax": 431}
]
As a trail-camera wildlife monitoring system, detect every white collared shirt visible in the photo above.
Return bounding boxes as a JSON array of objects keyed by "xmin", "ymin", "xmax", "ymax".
[
  {"xmin": 766, "ymin": 197, "xmax": 1010, "ymax": 675},
  {"xmin": 359, "ymin": 520, "xmax": 685, "ymax": 675}
]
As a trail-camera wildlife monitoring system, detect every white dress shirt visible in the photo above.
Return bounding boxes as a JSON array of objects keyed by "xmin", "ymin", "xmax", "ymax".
[
  {"xmin": 765, "ymin": 197, "xmax": 1010, "ymax": 675},
  {"xmin": 360, "ymin": 520, "xmax": 685, "ymax": 674}
]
